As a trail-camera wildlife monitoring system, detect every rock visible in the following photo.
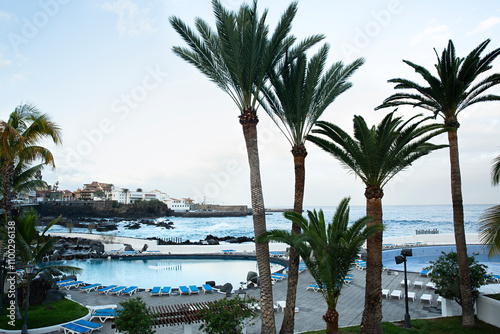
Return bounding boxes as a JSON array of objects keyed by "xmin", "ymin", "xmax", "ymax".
[
  {"xmin": 43, "ymin": 289, "xmax": 65, "ymax": 304},
  {"xmin": 124, "ymin": 244, "xmax": 134, "ymax": 251},
  {"xmin": 205, "ymin": 281, "xmax": 216, "ymax": 287},
  {"xmin": 247, "ymin": 271, "xmax": 258, "ymax": 281},
  {"xmin": 219, "ymin": 283, "xmax": 233, "ymax": 293}
]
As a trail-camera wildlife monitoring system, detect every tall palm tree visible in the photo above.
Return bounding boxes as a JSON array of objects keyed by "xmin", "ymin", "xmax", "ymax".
[
  {"xmin": 258, "ymin": 45, "xmax": 364, "ymax": 334},
  {"xmin": 258, "ymin": 197, "xmax": 382, "ymax": 334},
  {"xmin": 479, "ymin": 153, "xmax": 500, "ymax": 256},
  {"xmin": 0, "ymin": 104, "xmax": 62, "ymax": 221},
  {"xmin": 170, "ymin": 2, "xmax": 321, "ymax": 331},
  {"xmin": 375, "ymin": 39, "xmax": 500, "ymax": 327},
  {"xmin": 307, "ymin": 112, "xmax": 446, "ymax": 334}
]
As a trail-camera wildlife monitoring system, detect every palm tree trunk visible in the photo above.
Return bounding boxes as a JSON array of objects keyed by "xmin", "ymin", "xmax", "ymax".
[
  {"xmin": 360, "ymin": 196, "xmax": 383, "ymax": 334},
  {"xmin": 323, "ymin": 307, "xmax": 339, "ymax": 334},
  {"xmin": 447, "ymin": 129, "xmax": 475, "ymax": 326},
  {"xmin": 241, "ymin": 108, "xmax": 276, "ymax": 334},
  {"xmin": 280, "ymin": 148, "xmax": 306, "ymax": 334},
  {"xmin": 1, "ymin": 162, "xmax": 14, "ymax": 221}
]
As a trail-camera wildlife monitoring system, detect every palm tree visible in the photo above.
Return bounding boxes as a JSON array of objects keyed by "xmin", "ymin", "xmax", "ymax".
[
  {"xmin": 258, "ymin": 45, "xmax": 364, "ymax": 334},
  {"xmin": 0, "ymin": 104, "xmax": 62, "ymax": 221},
  {"xmin": 170, "ymin": 2, "xmax": 322, "ymax": 331},
  {"xmin": 479, "ymin": 153, "xmax": 500, "ymax": 256},
  {"xmin": 258, "ymin": 197, "xmax": 382, "ymax": 334},
  {"xmin": 307, "ymin": 112, "xmax": 446, "ymax": 334},
  {"xmin": 375, "ymin": 39, "xmax": 500, "ymax": 327}
]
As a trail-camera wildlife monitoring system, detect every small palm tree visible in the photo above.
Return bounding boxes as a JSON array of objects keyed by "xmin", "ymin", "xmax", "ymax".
[
  {"xmin": 170, "ymin": 1, "xmax": 322, "ymax": 330},
  {"xmin": 375, "ymin": 39, "xmax": 500, "ymax": 326},
  {"xmin": 479, "ymin": 153, "xmax": 500, "ymax": 256},
  {"xmin": 0, "ymin": 208, "xmax": 80, "ymax": 319},
  {"xmin": 258, "ymin": 197, "xmax": 382, "ymax": 334},
  {"xmin": 258, "ymin": 44, "xmax": 364, "ymax": 334},
  {"xmin": 0, "ymin": 104, "xmax": 62, "ymax": 221},
  {"xmin": 307, "ymin": 112, "xmax": 446, "ymax": 334}
]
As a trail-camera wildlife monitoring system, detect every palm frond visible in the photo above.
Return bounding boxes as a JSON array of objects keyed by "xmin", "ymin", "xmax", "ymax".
[{"xmin": 479, "ymin": 205, "xmax": 500, "ymax": 256}]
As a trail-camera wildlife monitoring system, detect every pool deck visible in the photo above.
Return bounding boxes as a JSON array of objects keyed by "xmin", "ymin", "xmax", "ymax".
[
  {"xmin": 67, "ymin": 265, "xmax": 472, "ymax": 334},
  {"xmin": 46, "ymin": 233, "xmax": 500, "ymax": 334}
]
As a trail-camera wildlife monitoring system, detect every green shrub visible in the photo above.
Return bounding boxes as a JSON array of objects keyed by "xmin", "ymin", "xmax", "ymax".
[
  {"xmin": 198, "ymin": 296, "xmax": 258, "ymax": 334},
  {"xmin": 424, "ymin": 251, "xmax": 487, "ymax": 306},
  {"xmin": 114, "ymin": 297, "xmax": 155, "ymax": 334}
]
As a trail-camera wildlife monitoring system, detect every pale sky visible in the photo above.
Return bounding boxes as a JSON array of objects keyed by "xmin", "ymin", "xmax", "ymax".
[{"xmin": 1, "ymin": 0, "xmax": 499, "ymax": 207}]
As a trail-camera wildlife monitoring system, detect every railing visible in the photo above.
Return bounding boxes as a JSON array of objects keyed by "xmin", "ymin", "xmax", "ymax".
[{"xmin": 149, "ymin": 302, "xmax": 209, "ymax": 327}]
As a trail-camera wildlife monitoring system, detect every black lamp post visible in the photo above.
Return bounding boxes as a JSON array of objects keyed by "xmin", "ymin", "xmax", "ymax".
[
  {"xmin": 21, "ymin": 263, "xmax": 35, "ymax": 334},
  {"xmin": 395, "ymin": 248, "xmax": 412, "ymax": 329}
]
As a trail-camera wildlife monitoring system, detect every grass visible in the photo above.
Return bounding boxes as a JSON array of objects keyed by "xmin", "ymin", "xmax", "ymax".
[
  {"xmin": 0, "ymin": 298, "xmax": 88, "ymax": 330},
  {"xmin": 486, "ymin": 293, "xmax": 500, "ymax": 301},
  {"xmin": 303, "ymin": 317, "xmax": 500, "ymax": 334}
]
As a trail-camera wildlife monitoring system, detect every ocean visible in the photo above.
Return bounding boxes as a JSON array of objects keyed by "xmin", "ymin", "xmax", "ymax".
[{"xmin": 43, "ymin": 204, "xmax": 492, "ymax": 242}]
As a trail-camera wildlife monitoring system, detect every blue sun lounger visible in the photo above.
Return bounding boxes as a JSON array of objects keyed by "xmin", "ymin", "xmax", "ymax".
[
  {"xmin": 90, "ymin": 309, "xmax": 119, "ymax": 322},
  {"xmin": 56, "ymin": 279, "xmax": 75, "ymax": 286},
  {"xmin": 119, "ymin": 286, "xmax": 138, "ymax": 296},
  {"xmin": 80, "ymin": 284, "xmax": 102, "ymax": 293},
  {"xmin": 96, "ymin": 285, "xmax": 117, "ymax": 294},
  {"xmin": 61, "ymin": 323, "xmax": 92, "ymax": 334},
  {"xmin": 107, "ymin": 286, "xmax": 127, "ymax": 295},
  {"xmin": 151, "ymin": 287, "xmax": 161, "ymax": 296},
  {"xmin": 201, "ymin": 284, "xmax": 214, "ymax": 294},
  {"xmin": 189, "ymin": 285, "xmax": 200, "ymax": 294},
  {"xmin": 179, "ymin": 286, "xmax": 190, "ymax": 295},
  {"xmin": 60, "ymin": 281, "xmax": 84, "ymax": 290},
  {"xmin": 161, "ymin": 286, "xmax": 171, "ymax": 296},
  {"xmin": 73, "ymin": 320, "xmax": 103, "ymax": 333}
]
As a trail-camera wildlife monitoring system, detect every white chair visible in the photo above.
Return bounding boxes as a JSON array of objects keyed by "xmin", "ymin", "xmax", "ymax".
[
  {"xmin": 420, "ymin": 293, "xmax": 433, "ymax": 304},
  {"xmin": 390, "ymin": 290, "xmax": 403, "ymax": 299},
  {"xmin": 400, "ymin": 279, "xmax": 411, "ymax": 287},
  {"xmin": 407, "ymin": 291, "xmax": 416, "ymax": 302},
  {"xmin": 425, "ymin": 281, "xmax": 436, "ymax": 290},
  {"xmin": 413, "ymin": 281, "xmax": 423, "ymax": 289},
  {"xmin": 382, "ymin": 289, "xmax": 390, "ymax": 298}
]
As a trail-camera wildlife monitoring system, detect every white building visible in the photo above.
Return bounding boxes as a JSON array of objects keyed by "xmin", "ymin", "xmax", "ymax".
[
  {"xmin": 167, "ymin": 198, "xmax": 190, "ymax": 212},
  {"xmin": 111, "ymin": 187, "xmax": 130, "ymax": 204}
]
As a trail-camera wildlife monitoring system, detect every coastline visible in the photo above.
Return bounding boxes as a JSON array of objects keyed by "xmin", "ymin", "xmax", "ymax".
[{"xmin": 50, "ymin": 232, "xmax": 482, "ymax": 255}]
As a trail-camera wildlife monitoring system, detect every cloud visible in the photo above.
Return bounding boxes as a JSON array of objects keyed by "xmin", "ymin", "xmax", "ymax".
[
  {"xmin": 410, "ymin": 21, "xmax": 451, "ymax": 47},
  {"xmin": 0, "ymin": 53, "xmax": 12, "ymax": 67},
  {"xmin": 9, "ymin": 71, "xmax": 32, "ymax": 83},
  {"xmin": 467, "ymin": 17, "xmax": 500, "ymax": 36},
  {"xmin": 102, "ymin": 0, "xmax": 157, "ymax": 37}
]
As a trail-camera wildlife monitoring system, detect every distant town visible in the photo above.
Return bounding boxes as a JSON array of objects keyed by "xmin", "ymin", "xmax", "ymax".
[
  {"xmin": 13, "ymin": 180, "xmax": 196, "ymax": 212},
  {"xmin": 12, "ymin": 180, "xmax": 257, "ymax": 215}
]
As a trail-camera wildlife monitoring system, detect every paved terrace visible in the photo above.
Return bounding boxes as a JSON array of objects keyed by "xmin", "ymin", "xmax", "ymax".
[{"xmin": 66, "ymin": 264, "xmax": 463, "ymax": 334}]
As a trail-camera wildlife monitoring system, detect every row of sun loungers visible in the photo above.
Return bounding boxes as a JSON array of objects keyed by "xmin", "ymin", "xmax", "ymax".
[
  {"xmin": 58, "ymin": 282, "xmax": 139, "ymax": 296},
  {"xmin": 150, "ymin": 284, "xmax": 215, "ymax": 296}
]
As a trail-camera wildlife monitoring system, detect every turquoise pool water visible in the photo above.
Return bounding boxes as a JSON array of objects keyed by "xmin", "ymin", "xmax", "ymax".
[
  {"xmin": 382, "ymin": 245, "xmax": 500, "ymax": 274},
  {"xmin": 48, "ymin": 257, "xmax": 285, "ymax": 290}
]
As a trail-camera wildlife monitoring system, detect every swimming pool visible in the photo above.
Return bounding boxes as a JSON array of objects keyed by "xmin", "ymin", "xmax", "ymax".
[
  {"xmin": 382, "ymin": 245, "xmax": 500, "ymax": 274},
  {"xmin": 47, "ymin": 257, "xmax": 285, "ymax": 290}
]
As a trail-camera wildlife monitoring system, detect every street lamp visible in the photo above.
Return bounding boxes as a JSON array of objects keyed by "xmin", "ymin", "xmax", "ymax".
[
  {"xmin": 21, "ymin": 263, "xmax": 35, "ymax": 334},
  {"xmin": 395, "ymin": 248, "xmax": 412, "ymax": 329}
]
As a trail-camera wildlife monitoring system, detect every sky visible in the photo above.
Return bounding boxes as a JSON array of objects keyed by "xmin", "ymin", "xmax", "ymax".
[{"xmin": 1, "ymin": 0, "xmax": 500, "ymax": 207}]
